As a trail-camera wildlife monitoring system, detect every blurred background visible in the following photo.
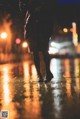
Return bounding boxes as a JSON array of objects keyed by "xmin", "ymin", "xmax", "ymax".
[
  {"xmin": 1, "ymin": 1, "xmax": 80, "ymax": 119},
  {"xmin": 0, "ymin": 0, "xmax": 80, "ymax": 63}
]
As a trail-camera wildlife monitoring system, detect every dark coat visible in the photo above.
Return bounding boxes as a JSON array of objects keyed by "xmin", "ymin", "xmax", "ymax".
[{"xmin": 20, "ymin": 0, "xmax": 54, "ymax": 51}]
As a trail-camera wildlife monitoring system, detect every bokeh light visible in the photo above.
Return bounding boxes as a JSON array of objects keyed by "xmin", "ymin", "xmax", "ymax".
[
  {"xmin": 22, "ymin": 41, "xmax": 28, "ymax": 48},
  {"xmin": 16, "ymin": 38, "xmax": 21, "ymax": 44},
  {"xmin": 63, "ymin": 28, "xmax": 68, "ymax": 33},
  {"xmin": 1, "ymin": 32, "xmax": 8, "ymax": 39}
]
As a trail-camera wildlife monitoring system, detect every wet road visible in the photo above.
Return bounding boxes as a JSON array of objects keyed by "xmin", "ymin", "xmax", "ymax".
[{"xmin": 0, "ymin": 58, "xmax": 80, "ymax": 119}]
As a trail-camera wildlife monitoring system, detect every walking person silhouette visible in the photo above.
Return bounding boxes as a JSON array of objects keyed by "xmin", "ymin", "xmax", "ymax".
[{"xmin": 19, "ymin": 0, "xmax": 54, "ymax": 83}]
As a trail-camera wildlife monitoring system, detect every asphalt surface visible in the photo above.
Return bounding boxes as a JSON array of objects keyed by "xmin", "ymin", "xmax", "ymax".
[{"xmin": 0, "ymin": 57, "xmax": 80, "ymax": 119}]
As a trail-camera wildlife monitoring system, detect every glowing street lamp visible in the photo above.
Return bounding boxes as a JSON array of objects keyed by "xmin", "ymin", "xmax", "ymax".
[
  {"xmin": 63, "ymin": 28, "xmax": 68, "ymax": 33},
  {"xmin": 22, "ymin": 41, "xmax": 29, "ymax": 53},
  {"xmin": 0, "ymin": 32, "xmax": 8, "ymax": 39},
  {"xmin": 22, "ymin": 41, "xmax": 28, "ymax": 48}
]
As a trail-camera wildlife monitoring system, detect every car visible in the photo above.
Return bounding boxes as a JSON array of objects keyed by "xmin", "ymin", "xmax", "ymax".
[{"xmin": 48, "ymin": 29, "xmax": 76, "ymax": 56}]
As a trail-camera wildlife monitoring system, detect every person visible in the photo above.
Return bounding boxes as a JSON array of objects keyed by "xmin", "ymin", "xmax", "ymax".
[{"xmin": 19, "ymin": 0, "xmax": 54, "ymax": 83}]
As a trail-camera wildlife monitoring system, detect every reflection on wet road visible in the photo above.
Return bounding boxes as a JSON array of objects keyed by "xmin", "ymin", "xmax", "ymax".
[{"xmin": 0, "ymin": 58, "xmax": 80, "ymax": 119}]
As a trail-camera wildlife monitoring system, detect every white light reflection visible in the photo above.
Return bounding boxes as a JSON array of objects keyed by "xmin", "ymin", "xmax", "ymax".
[
  {"xmin": 50, "ymin": 59, "xmax": 63, "ymax": 119},
  {"xmin": 50, "ymin": 58, "xmax": 62, "ymax": 82},
  {"xmin": 51, "ymin": 84, "xmax": 63, "ymax": 119},
  {"xmin": 2, "ymin": 66, "xmax": 11, "ymax": 106}
]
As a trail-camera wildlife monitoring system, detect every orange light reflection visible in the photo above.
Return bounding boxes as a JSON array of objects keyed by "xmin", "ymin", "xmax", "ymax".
[
  {"xmin": 1, "ymin": 64, "xmax": 19, "ymax": 119},
  {"xmin": 2, "ymin": 66, "xmax": 11, "ymax": 106},
  {"xmin": 64, "ymin": 59, "xmax": 71, "ymax": 97},
  {"xmin": 74, "ymin": 59, "xmax": 80, "ymax": 95},
  {"xmin": 23, "ymin": 61, "xmax": 42, "ymax": 119}
]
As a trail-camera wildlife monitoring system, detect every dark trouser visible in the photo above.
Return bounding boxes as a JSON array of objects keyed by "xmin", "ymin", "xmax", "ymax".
[{"xmin": 33, "ymin": 49, "xmax": 51, "ymax": 77}]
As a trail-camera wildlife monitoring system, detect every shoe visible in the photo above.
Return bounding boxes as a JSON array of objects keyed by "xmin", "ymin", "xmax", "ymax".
[
  {"xmin": 38, "ymin": 75, "xmax": 43, "ymax": 82},
  {"xmin": 44, "ymin": 72, "xmax": 53, "ymax": 83}
]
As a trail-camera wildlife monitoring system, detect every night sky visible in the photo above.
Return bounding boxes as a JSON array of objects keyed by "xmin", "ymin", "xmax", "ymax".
[
  {"xmin": 0, "ymin": 0, "xmax": 80, "ymax": 37},
  {"xmin": 0, "ymin": 0, "xmax": 80, "ymax": 20}
]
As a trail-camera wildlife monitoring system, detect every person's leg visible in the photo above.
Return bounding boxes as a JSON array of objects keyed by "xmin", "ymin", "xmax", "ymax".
[
  {"xmin": 42, "ymin": 50, "xmax": 53, "ymax": 83},
  {"xmin": 33, "ymin": 50, "xmax": 43, "ymax": 82}
]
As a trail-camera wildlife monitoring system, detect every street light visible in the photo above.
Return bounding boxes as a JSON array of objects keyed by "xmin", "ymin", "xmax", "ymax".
[
  {"xmin": 63, "ymin": 28, "xmax": 68, "ymax": 33},
  {"xmin": 22, "ymin": 41, "xmax": 30, "ymax": 53},
  {"xmin": 0, "ymin": 32, "xmax": 8, "ymax": 39},
  {"xmin": 22, "ymin": 41, "xmax": 28, "ymax": 48}
]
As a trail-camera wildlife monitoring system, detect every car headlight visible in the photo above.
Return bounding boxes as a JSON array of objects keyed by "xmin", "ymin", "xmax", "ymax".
[
  {"xmin": 48, "ymin": 47, "xmax": 58, "ymax": 54},
  {"xmin": 50, "ymin": 42, "xmax": 57, "ymax": 47}
]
